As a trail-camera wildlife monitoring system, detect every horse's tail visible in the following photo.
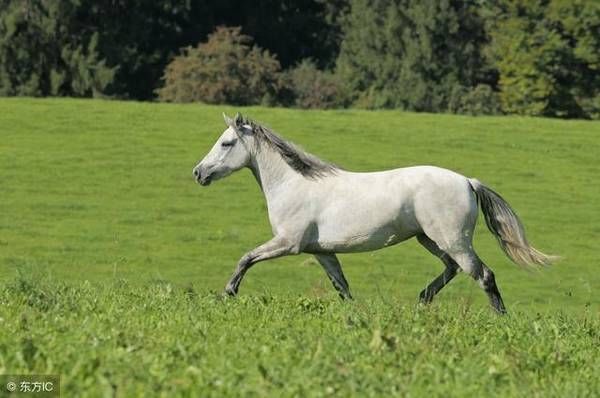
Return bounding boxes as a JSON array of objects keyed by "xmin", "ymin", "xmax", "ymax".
[{"xmin": 468, "ymin": 178, "xmax": 557, "ymax": 267}]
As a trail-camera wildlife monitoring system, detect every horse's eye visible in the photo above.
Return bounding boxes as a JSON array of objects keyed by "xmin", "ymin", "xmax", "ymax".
[{"xmin": 221, "ymin": 140, "xmax": 236, "ymax": 148}]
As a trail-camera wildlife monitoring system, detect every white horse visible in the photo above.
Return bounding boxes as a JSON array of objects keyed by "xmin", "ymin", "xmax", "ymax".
[{"xmin": 193, "ymin": 113, "xmax": 555, "ymax": 313}]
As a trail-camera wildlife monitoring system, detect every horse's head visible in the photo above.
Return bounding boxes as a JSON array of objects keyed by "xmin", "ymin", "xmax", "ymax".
[{"xmin": 193, "ymin": 113, "xmax": 255, "ymax": 186}]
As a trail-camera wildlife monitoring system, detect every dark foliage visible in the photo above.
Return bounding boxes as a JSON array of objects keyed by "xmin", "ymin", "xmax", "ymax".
[
  {"xmin": 0, "ymin": 0, "xmax": 346, "ymax": 100},
  {"xmin": 337, "ymin": 0, "xmax": 495, "ymax": 112},
  {"xmin": 157, "ymin": 27, "xmax": 283, "ymax": 105},
  {"xmin": 284, "ymin": 59, "xmax": 350, "ymax": 108},
  {"xmin": 1, "ymin": 0, "xmax": 598, "ymax": 118}
]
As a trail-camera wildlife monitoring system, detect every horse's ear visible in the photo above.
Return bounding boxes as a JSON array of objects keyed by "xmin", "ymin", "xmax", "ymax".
[
  {"xmin": 233, "ymin": 112, "xmax": 242, "ymax": 127},
  {"xmin": 223, "ymin": 112, "xmax": 234, "ymax": 127},
  {"xmin": 222, "ymin": 111, "xmax": 252, "ymax": 136}
]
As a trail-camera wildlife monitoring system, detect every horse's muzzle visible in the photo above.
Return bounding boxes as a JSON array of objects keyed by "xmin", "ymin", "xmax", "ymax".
[
  {"xmin": 193, "ymin": 166, "xmax": 212, "ymax": 186},
  {"xmin": 199, "ymin": 175, "xmax": 212, "ymax": 186}
]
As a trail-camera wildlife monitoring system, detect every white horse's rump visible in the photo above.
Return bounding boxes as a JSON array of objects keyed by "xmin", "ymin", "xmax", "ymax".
[{"xmin": 192, "ymin": 113, "xmax": 555, "ymax": 313}]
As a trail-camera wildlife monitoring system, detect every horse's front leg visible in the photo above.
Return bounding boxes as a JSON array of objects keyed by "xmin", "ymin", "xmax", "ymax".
[
  {"xmin": 225, "ymin": 236, "xmax": 295, "ymax": 296},
  {"xmin": 314, "ymin": 254, "xmax": 353, "ymax": 300}
]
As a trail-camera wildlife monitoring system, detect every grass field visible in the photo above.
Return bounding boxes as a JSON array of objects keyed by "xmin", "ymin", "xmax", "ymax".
[{"xmin": 1, "ymin": 98, "xmax": 599, "ymax": 396}]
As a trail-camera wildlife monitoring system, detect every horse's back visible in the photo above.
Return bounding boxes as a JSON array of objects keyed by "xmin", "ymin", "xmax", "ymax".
[
  {"xmin": 353, "ymin": 165, "xmax": 478, "ymax": 238},
  {"xmin": 338, "ymin": 165, "xmax": 474, "ymax": 207}
]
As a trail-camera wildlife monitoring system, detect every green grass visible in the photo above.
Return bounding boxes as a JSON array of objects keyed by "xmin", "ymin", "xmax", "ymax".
[
  {"xmin": 1, "ymin": 98, "xmax": 599, "ymax": 396},
  {"xmin": 2, "ymin": 274, "xmax": 598, "ymax": 397}
]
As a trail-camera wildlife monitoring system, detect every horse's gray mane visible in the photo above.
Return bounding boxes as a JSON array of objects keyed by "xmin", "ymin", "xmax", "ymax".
[{"xmin": 237, "ymin": 115, "xmax": 339, "ymax": 179}]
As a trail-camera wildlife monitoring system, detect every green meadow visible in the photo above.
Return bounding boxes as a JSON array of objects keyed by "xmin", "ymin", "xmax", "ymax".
[{"xmin": 0, "ymin": 98, "xmax": 598, "ymax": 396}]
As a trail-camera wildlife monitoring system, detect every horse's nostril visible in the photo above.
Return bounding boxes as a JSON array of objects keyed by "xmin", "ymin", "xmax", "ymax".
[{"xmin": 193, "ymin": 168, "xmax": 199, "ymax": 177}]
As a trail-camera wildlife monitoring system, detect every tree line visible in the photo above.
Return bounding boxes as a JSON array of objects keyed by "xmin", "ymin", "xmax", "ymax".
[{"xmin": 1, "ymin": 0, "xmax": 598, "ymax": 118}]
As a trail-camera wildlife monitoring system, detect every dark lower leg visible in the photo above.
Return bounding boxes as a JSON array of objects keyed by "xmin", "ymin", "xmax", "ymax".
[
  {"xmin": 417, "ymin": 235, "xmax": 460, "ymax": 304},
  {"xmin": 481, "ymin": 267, "xmax": 506, "ymax": 314},
  {"xmin": 328, "ymin": 275, "xmax": 353, "ymax": 300},
  {"xmin": 419, "ymin": 264, "xmax": 458, "ymax": 304},
  {"xmin": 225, "ymin": 266, "xmax": 248, "ymax": 296},
  {"xmin": 315, "ymin": 254, "xmax": 352, "ymax": 300}
]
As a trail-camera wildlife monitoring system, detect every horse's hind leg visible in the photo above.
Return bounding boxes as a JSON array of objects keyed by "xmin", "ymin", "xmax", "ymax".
[
  {"xmin": 314, "ymin": 254, "xmax": 352, "ymax": 300},
  {"xmin": 450, "ymin": 250, "xmax": 507, "ymax": 314},
  {"xmin": 479, "ymin": 262, "xmax": 506, "ymax": 314},
  {"xmin": 417, "ymin": 234, "xmax": 459, "ymax": 304}
]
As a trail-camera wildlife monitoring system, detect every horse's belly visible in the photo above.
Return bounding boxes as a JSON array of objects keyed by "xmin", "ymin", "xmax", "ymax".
[
  {"xmin": 303, "ymin": 193, "xmax": 419, "ymax": 253},
  {"xmin": 304, "ymin": 226, "xmax": 415, "ymax": 254}
]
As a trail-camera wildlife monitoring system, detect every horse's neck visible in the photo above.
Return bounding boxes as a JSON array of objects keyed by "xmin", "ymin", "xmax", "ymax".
[{"xmin": 249, "ymin": 148, "xmax": 298, "ymax": 202}]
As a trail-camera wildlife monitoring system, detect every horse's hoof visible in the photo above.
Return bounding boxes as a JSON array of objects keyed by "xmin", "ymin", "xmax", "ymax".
[
  {"xmin": 418, "ymin": 292, "xmax": 433, "ymax": 305},
  {"xmin": 494, "ymin": 306, "xmax": 507, "ymax": 315},
  {"xmin": 224, "ymin": 285, "xmax": 237, "ymax": 297},
  {"xmin": 339, "ymin": 292, "xmax": 353, "ymax": 301}
]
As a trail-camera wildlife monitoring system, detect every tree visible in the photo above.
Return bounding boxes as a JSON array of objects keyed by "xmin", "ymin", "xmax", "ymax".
[
  {"xmin": 485, "ymin": 0, "xmax": 600, "ymax": 118},
  {"xmin": 285, "ymin": 59, "xmax": 350, "ymax": 108},
  {"xmin": 336, "ymin": 0, "xmax": 495, "ymax": 111},
  {"xmin": 156, "ymin": 27, "xmax": 283, "ymax": 105},
  {"xmin": 0, "ymin": 0, "xmax": 349, "ymax": 100},
  {"xmin": 86, "ymin": 0, "xmax": 349, "ymax": 99},
  {"xmin": 0, "ymin": 0, "xmax": 115, "ymax": 97}
]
